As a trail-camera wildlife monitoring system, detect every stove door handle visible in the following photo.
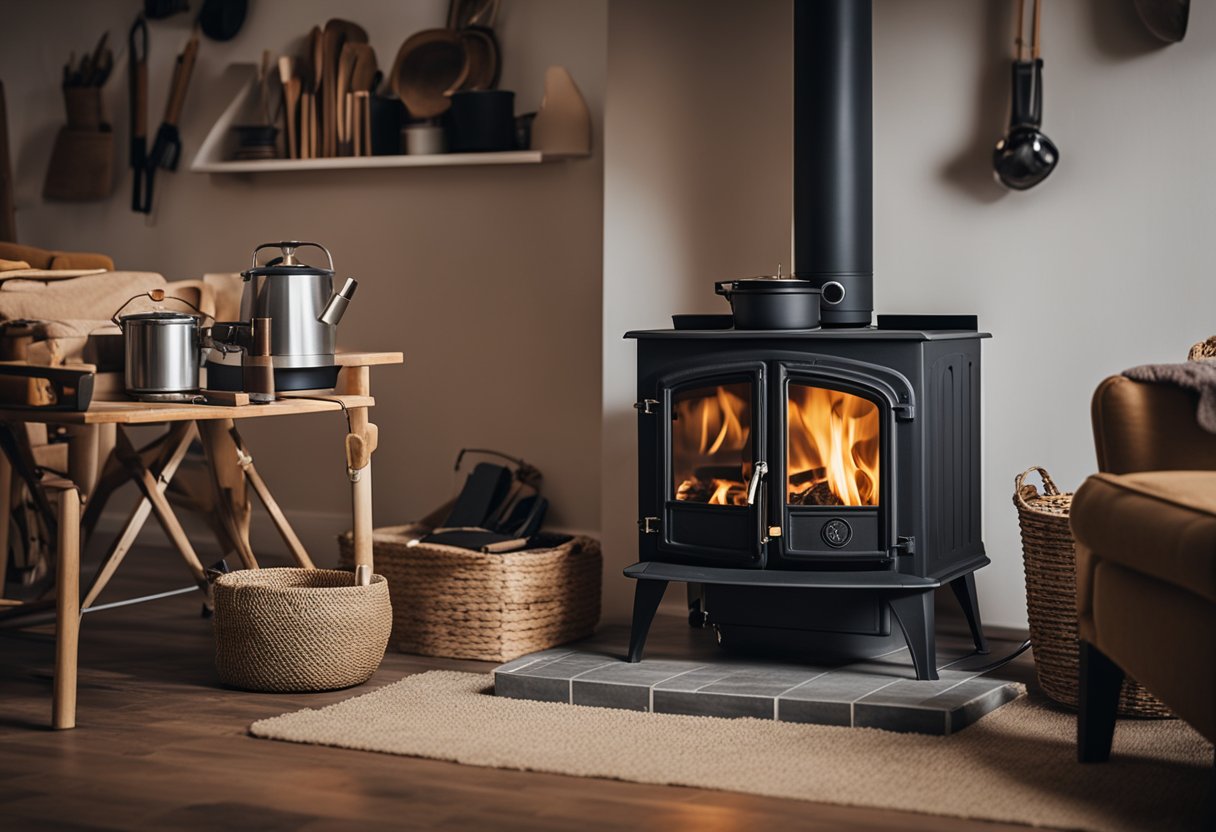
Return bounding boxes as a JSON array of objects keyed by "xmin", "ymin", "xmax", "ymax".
[{"xmin": 746, "ymin": 461, "xmax": 768, "ymax": 506}]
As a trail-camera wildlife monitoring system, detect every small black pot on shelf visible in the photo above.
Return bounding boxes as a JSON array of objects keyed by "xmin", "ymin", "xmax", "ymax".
[{"xmin": 446, "ymin": 90, "xmax": 515, "ymax": 153}]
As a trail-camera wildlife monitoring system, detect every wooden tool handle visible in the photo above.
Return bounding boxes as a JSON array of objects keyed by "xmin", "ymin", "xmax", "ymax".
[
  {"xmin": 132, "ymin": 61, "xmax": 147, "ymax": 139},
  {"xmin": 164, "ymin": 36, "xmax": 199, "ymax": 126}
]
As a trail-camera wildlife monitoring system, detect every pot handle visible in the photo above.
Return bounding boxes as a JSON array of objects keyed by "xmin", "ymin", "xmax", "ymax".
[
  {"xmin": 111, "ymin": 289, "xmax": 213, "ymax": 327},
  {"xmin": 714, "ymin": 281, "xmax": 733, "ymax": 300}
]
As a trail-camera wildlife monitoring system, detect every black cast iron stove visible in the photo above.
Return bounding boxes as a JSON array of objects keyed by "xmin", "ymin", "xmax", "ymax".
[{"xmin": 622, "ymin": 0, "xmax": 991, "ymax": 680}]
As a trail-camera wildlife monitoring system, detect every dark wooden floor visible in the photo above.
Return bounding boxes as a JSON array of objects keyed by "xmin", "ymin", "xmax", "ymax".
[{"xmin": 1, "ymin": 543, "xmax": 1041, "ymax": 831}]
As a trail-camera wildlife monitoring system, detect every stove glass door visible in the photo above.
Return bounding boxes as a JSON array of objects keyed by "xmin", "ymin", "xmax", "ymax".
[
  {"xmin": 780, "ymin": 378, "xmax": 885, "ymax": 560},
  {"xmin": 658, "ymin": 369, "xmax": 767, "ymax": 566}
]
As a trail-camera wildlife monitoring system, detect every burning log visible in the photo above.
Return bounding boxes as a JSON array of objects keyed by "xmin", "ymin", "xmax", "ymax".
[
  {"xmin": 789, "ymin": 480, "xmax": 844, "ymax": 506},
  {"xmin": 677, "ymin": 476, "xmax": 748, "ymax": 506}
]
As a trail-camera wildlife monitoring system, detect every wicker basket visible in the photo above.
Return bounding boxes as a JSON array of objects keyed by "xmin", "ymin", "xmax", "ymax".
[
  {"xmin": 1013, "ymin": 467, "xmax": 1172, "ymax": 717},
  {"xmin": 339, "ymin": 525, "xmax": 601, "ymax": 662},
  {"xmin": 212, "ymin": 568, "xmax": 392, "ymax": 693}
]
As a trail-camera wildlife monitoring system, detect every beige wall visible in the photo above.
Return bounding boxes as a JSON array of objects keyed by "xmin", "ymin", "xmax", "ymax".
[
  {"xmin": 602, "ymin": 0, "xmax": 1216, "ymax": 627},
  {"xmin": 2, "ymin": 1, "xmax": 606, "ymax": 553},
  {"xmin": 601, "ymin": 0, "xmax": 793, "ymax": 622}
]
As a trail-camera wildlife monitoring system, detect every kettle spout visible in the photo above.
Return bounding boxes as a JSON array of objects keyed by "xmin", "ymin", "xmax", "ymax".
[{"xmin": 318, "ymin": 277, "xmax": 358, "ymax": 326}]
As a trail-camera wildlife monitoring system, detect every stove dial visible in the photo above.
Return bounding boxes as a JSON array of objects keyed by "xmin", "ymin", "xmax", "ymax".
[{"xmin": 822, "ymin": 518, "xmax": 853, "ymax": 548}]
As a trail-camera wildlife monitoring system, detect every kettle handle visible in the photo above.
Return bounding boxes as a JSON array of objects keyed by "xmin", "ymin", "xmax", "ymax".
[
  {"xmin": 111, "ymin": 289, "xmax": 212, "ymax": 327},
  {"xmin": 250, "ymin": 241, "xmax": 335, "ymax": 272}
]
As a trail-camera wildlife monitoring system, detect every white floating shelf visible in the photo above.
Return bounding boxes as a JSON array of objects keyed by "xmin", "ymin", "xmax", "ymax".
[
  {"xmin": 190, "ymin": 64, "xmax": 587, "ymax": 174},
  {"xmin": 191, "ymin": 150, "xmax": 585, "ymax": 173}
]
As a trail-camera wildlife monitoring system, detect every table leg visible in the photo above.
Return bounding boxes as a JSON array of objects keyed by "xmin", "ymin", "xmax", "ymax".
[
  {"xmin": 82, "ymin": 423, "xmax": 196, "ymax": 609},
  {"xmin": 224, "ymin": 426, "xmax": 314, "ymax": 569},
  {"xmin": 197, "ymin": 420, "xmax": 258, "ymax": 570},
  {"xmin": 0, "ymin": 449, "xmax": 11, "ymax": 598},
  {"xmin": 346, "ymin": 407, "xmax": 378, "ymax": 577},
  {"xmin": 114, "ymin": 427, "xmax": 208, "ymax": 590},
  {"xmin": 66, "ymin": 424, "xmax": 101, "ymax": 501},
  {"xmin": 53, "ymin": 486, "xmax": 80, "ymax": 730}
]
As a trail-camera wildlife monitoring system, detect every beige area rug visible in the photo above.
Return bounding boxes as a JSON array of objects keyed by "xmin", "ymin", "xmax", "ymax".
[{"xmin": 251, "ymin": 671, "xmax": 1213, "ymax": 832}]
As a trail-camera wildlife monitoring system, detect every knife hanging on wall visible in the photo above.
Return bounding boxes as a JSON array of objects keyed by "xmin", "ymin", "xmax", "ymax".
[
  {"xmin": 143, "ymin": 31, "xmax": 199, "ymax": 213},
  {"xmin": 129, "ymin": 15, "xmax": 152, "ymax": 213}
]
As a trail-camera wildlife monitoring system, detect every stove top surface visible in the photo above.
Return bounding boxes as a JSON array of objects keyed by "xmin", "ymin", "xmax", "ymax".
[{"xmin": 627, "ymin": 313, "xmax": 989, "ymax": 341}]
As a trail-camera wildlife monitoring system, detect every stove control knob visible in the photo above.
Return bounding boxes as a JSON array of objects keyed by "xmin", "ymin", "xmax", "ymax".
[{"xmin": 822, "ymin": 518, "xmax": 853, "ymax": 548}]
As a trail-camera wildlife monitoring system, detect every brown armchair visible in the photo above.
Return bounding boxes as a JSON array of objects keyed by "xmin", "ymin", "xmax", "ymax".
[{"xmin": 1071, "ymin": 375, "xmax": 1216, "ymax": 761}]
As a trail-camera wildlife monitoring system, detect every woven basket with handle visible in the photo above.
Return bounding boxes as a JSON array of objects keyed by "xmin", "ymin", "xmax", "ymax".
[{"xmin": 1013, "ymin": 466, "xmax": 1172, "ymax": 717}]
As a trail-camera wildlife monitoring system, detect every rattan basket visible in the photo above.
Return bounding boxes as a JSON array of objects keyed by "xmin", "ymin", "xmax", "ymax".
[
  {"xmin": 1013, "ymin": 467, "xmax": 1172, "ymax": 717},
  {"xmin": 212, "ymin": 568, "xmax": 392, "ymax": 693},
  {"xmin": 339, "ymin": 525, "xmax": 601, "ymax": 662}
]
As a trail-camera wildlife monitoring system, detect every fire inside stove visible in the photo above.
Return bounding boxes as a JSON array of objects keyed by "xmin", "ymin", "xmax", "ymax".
[
  {"xmin": 788, "ymin": 386, "xmax": 879, "ymax": 506},
  {"xmin": 671, "ymin": 382, "xmax": 880, "ymax": 508},
  {"xmin": 672, "ymin": 383, "xmax": 753, "ymax": 506}
]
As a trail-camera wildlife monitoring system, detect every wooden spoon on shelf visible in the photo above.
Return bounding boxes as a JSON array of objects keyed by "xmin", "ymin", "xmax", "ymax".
[
  {"xmin": 278, "ymin": 56, "xmax": 298, "ymax": 159},
  {"xmin": 336, "ymin": 42, "xmax": 360, "ymax": 154},
  {"xmin": 323, "ymin": 19, "xmax": 367, "ymax": 157},
  {"xmin": 349, "ymin": 44, "xmax": 377, "ymax": 156}
]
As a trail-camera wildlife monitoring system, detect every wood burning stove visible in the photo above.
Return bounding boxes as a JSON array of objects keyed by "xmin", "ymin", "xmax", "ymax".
[
  {"xmin": 624, "ymin": 318, "xmax": 990, "ymax": 680},
  {"xmin": 622, "ymin": 0, "xmax": 993, "ymax": 680}
]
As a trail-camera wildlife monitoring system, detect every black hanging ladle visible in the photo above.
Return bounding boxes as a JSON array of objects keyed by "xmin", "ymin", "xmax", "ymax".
[{"xmin": 993, "ymin": 0, "xmax": 1058, "ymax": 190}]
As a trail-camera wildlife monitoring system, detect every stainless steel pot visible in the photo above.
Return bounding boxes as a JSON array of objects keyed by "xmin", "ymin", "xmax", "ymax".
[{"xmin": 112, "ymin": 291, "xmax": 209, "ymax": 399}]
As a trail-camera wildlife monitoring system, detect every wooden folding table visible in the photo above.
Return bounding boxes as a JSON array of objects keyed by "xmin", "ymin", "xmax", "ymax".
[{"xmin": 0, "ymin": 351, "xmax": 402, "ymax": 728}]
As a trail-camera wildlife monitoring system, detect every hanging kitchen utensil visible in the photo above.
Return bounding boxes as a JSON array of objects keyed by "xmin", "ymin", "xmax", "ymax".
[
  {"xmin": 993, "ymin": 0, "xmax": 1058, "ymax": 191},
  {"xmin": 144, "ymin": 0, "xmax": 188, "ymax": 20},
  {"xmin": 197, "ymin": 0, "xmax": 248, "ymax": 42},
  {"xmin": 149, "ymin": 33, "xmax": 200, "ymax": 173},
  {"xmin": 1133, "ymin": 0, "xmax": 1190, "ymax": 43},
  {"xmin": 129, "ymin": 15, "xmax": 152, "ymax": 213},
  {"xmin": 390, "ymin": 29, "xmax": 469, "ymax": 119}
]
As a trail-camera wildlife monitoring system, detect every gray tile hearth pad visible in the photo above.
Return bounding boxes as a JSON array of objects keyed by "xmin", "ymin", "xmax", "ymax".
[{"xmin": 494, "ymin": 647, "xmax": 1019, "ymax": 735}]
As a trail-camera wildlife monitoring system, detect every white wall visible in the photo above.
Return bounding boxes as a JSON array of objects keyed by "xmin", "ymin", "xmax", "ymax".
[
  {"xmin": 603, "ymin": 0, "xmax": 1216, "ymax": 627},
  {"xmin": 1, "ymin": 0, "xmax": 606, "ymax": 557}
]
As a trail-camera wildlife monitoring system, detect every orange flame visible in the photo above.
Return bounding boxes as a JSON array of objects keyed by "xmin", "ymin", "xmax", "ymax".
[
  {"xmin": 787, "ymin": 387, "xmax": 880, "ymax": 506},
  {"xmin": 672, "ymin": 383, "xmax": 751, "ymax": 506}
]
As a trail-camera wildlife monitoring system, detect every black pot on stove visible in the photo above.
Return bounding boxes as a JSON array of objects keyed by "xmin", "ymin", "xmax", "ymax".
[{"xmin": 715, "ymin": 272, "xmax": 821, "ymax": 330}]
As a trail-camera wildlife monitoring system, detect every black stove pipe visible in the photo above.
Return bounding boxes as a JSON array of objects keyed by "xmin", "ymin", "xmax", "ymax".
[{"xmin": 793, "ymin": 0, "xmax": 873, "ymax": 327}]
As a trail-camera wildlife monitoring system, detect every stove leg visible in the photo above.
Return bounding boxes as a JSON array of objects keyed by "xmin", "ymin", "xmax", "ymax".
[
  {"xmin": 949, "ymin": 573, "xmax": 989, "ymax": 654},
  {"xmin": 626, "ymin": 579, "xmax": 668, "ymax": 663},
  {"xmin": 890, "ymin": 591, "xmax": 939, "ymax": 681}
]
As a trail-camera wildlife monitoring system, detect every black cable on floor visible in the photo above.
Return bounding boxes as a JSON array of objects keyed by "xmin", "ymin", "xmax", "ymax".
[{"xmin": 955, "ymin": 639, "xmax": 1032, "ymax": 674}]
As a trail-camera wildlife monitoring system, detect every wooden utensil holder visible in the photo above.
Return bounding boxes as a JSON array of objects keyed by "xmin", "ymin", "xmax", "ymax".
[{"xmin": 43, "ymin": 86, "xmax": 113, "ymax": 201}]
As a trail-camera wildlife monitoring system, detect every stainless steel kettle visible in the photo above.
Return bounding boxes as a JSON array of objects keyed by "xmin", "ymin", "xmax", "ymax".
[{"xmin": 205, "ymin": 241, "xmax": 357, "ymax": 391}]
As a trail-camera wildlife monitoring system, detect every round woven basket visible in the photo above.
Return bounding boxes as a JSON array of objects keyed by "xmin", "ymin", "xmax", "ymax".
[
  {"xmin": 1013, "ymin": 467, "xmax": 1172, "ymax": 717},
  {"xmin": 212, "ymin": 568, "xmax": 392, "ymax": 693}
]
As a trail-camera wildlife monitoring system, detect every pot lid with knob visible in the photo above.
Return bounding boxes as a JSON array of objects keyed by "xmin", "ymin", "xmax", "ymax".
[{"xmin": 716, "ymin": 265, "xmax": 820, "ymax": 297}]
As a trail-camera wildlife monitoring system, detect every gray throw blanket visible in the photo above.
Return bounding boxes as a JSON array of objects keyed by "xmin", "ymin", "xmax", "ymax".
[{"xmin": 1124, "ymin": 359, "xmax": 1216, "ymax": 433}]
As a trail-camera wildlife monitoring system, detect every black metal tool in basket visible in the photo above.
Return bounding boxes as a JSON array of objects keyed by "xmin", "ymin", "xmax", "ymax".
[{"xmin": 422, "ymin": 448, "xmax": 563, "ymax": 553}]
